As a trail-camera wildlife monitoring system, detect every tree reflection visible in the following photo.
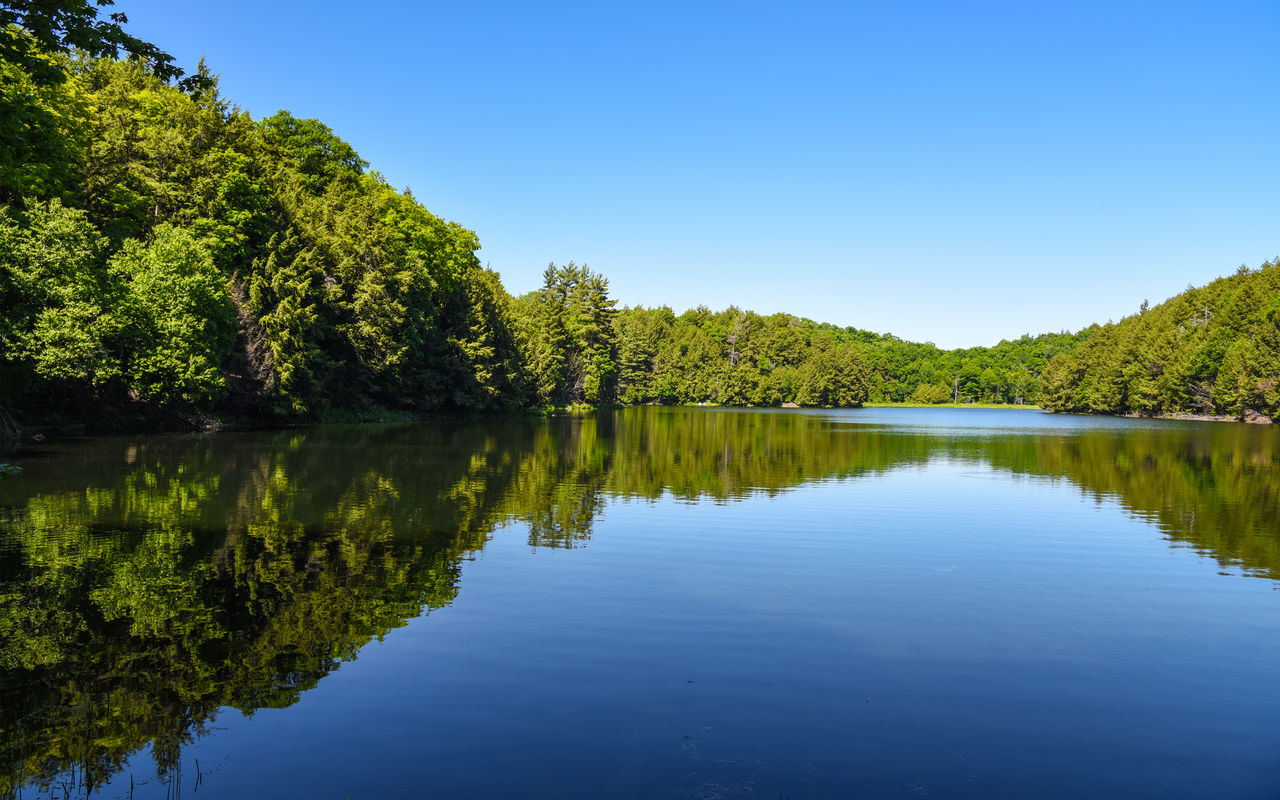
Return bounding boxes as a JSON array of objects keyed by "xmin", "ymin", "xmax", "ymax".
[{"xmin": 1, "ymin": 409, "xmax": 1276, "ymax": 796}]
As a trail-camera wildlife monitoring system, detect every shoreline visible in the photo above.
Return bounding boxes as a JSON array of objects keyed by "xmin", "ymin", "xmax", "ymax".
[
  {"xmin": 3, "ymin": 402, "xmax": 1272, "ymax": 449},
  {"xmin": 1120, "ymin": 411, "xmax": 1274, "ymax": 425},
  {"xmin": 862, "ymin": 401, "xmax": 1044, "ymax": 410}
]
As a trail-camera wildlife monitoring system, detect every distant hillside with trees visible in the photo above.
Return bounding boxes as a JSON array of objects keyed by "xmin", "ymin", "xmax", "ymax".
[{"xmin": 1040, "ymin": 261, "xmax": 1280, "ymax": 422}]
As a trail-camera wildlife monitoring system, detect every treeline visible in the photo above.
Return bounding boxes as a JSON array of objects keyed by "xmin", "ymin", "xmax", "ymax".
[
  {"xmin": 1040, "ymin": 261, "xmax": 1280, "ymax": 421},
  {"xmin": 514, "ymin": 262, "xmax": 1083, "ymax": 408},
  {"xmin": 0, "ymin": 21, "xmax": 878, "ymax": 423},
  {"xmin": 0, "ymin": 10, "xmax": 1064, "ymax": 422},
  {"xmin": 605, "ymin": 306, "xmax": 1082, "ymax": 407},
  {"xmin": 608, "ymin": 303, "xmax": 872, "ymax": 407},
  {"xmin": 1, "ymin": 38, "xmax": 527, "ymax": 422},
  {"xmin": 855, "ymin": 330, "xmax": 1084, "ymax": 404},
  {"xmin": 1, "ymin": 7, "xmax": 1275, "ymax": 424}
]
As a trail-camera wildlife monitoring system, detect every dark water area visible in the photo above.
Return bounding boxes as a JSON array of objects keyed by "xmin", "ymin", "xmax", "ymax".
[{"xmin": 2, "ymin": 407, "xmax": 1279, "ymax": 799}]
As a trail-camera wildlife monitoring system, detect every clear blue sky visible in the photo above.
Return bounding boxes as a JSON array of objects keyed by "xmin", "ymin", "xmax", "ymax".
[{"xmin": 117, "ymin": 0, "xmax": 1278, "ymax": 348}]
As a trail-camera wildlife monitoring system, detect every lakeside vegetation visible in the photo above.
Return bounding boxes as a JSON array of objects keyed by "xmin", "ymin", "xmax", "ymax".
[
  {"xmin": 1039, "ymin": 263, "xmax": 1280, "ymax": 422},
  {"xmin": 0, "ymin": 6, "xmax": 1274, "ymax": 431}
]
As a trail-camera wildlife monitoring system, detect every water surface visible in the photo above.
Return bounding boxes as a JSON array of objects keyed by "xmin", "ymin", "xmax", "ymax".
[{"xmin": 2, "ymin": 407, "xmax": 1278, "ymax": 798}]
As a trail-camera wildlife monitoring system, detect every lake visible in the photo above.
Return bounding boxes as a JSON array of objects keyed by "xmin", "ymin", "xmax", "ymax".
[{"xmin": 2, "ymin": 406, "xmax": 1279, "ymax": 799}]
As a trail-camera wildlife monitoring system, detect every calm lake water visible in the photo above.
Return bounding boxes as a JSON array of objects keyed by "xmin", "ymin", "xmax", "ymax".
[{"xmin": 2, "ymin": 407, "xmax": 1279, "ymax": 799}]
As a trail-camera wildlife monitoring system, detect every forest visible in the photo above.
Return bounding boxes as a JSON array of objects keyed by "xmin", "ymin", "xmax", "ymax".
[
  {"xmin": 1038, "ymin": 263, "xmax": 1280, "ymax": 421},
  {"xmin": 0, "ymin": 4, "xmax": 1276, "ymax": 428}
]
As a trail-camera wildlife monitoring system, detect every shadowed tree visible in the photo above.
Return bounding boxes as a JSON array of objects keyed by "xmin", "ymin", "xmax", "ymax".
[{"xmin": 0, "ymin": 0, "xmax": 189, "ymax": 86}]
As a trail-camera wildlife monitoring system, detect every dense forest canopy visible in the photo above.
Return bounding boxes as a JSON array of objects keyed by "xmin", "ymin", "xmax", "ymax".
[
  {"xmin": 0, "ymin": 6, "xmax": 1275, "ymax": 427},
  {"xmin": 1039, "ymin": 262, "xmax": 1280, "ymax": 421}
]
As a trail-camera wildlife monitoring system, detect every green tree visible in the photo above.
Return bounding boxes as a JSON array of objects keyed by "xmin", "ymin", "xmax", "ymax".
[
  {"xmin": 257, "ymin": 111, "xmax": 366, "ymax": 193},
  {"xmin": 0, "ymin": 198, "xmax": 121, "ymax": 391},
  {"xmin": 0, "ymin": 0, "xmax": 185, "ymax": 86},
  {"xmin": 109, "ymin": 224, "xmax": 235, "ymax": 406},
  {"xmin": 0, "ymin": 45, "xmax": 86, "ymax": 204},
  {"xmin": 514, "ymin": 262, "xmax": 617, "ymax": 405},
  {"xmin": 795, "ymin": 344, "xmax": 869, "ymax": 407}
]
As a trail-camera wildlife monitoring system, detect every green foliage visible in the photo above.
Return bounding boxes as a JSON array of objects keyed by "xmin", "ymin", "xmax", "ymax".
[
  {"xmin": 244, "ymin": 226, "xmax": 329, "ymax": 412},
  {"xmin": 108, "ymin": 224, "xmax": 235, "ymax": 405},
  {"xmin": 513, "ymin": 262, "xmax": 618, "ymax": 405},
  {"xmin": 77, "ymin": 59, "xmax": 255, "ymax": 243},
  {"xmin": 445, "ymin": 264, "xmax": 527, "ymax": 409},
  {"xmin": 0, "ymin": 36, "xmax": 513, "ymax": 420},
  {"xmin": 0, "ymin": 201, "xmax": 234, "ymax": 408},
  {"xmin": 601, "ymin": 303, "xmax": 1090, "ymax": 410},
  {"xmin": 608, "ymin": 306, "xmax": 879, "ymax": 407},
  {"xmin": 795, "ymin": 344, "xmax": 870, "ymax": 407},
  {"xmin": 257, "ymin": 110, "xmax": 366, "ymax": 191},
  {"xmin": 0, "ymin": 44, "xmax": 86, "ymax": 204},
  {"xmin": 0, "ymin": 198, "xmax": 120, "ymax": 388},
  {"xmin": 0, "ymin": 20, "xmax": 1268, "ymax": 425},
  {"xmin": 0, "ymin": 0, "xmax": 185, "ymax": 86},
  {"xmin": 1040, "ymin": 261, "xmax": 1280, "ymax": 421},
  {"xmin": 908, "ymin": 382, "xmax": 953, "ymax": 404}
]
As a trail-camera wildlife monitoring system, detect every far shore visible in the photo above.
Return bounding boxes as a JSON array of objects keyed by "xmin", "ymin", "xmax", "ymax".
[
  {"xmin": 867, "ymin": 404, "xmax": 1272, "ymax": 424},
  {"xmin": 1120, "ymin": 411, "xmax": 1274, "ymax": 425},
  {"xmin": 862, "ymin": 401, "xmax": 1043, "ymax": 410}
]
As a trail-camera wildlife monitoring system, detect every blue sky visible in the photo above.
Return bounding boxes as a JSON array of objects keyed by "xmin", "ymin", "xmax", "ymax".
[{"xmin": 117, "ymin": 0, "xmax": 1278, "ymax": 348}]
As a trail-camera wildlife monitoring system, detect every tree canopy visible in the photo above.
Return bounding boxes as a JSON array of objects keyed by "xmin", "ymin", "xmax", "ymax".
[
  {"xmin": 0, "ymin": 0, "xmax": 184, "ymax": 85},
  {"xmin": 1039, "ymin": 261, "xmax": 1280, "ymax": 422},
  {"xmin": 0, "ymin": 8, "xmax": 1274, "ymax": 426}
]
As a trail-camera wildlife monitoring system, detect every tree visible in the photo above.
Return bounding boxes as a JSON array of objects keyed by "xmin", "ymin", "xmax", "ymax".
[
  {"xmin": 0, "ymin": 0, "xmax": 188, "ymax": 86},
  {"xmin": 0, "ymin": 46, "xmax": 87, "ymax": 204},
  {"xmin": 445, "ymin": 264, "xmax": 526, "ymax": 410},
  {"xmin": 567, "ymin": 267, "xmax": 617, "ymax": 402},
  {"xmin": 79, "ymin": 59, "xmax": 242, "ymax": 240},
  {"xmin": 109, "ymin": 225, "xmax": 235, "ymax": 406},
  {"xmin": 795, "ymin": 345, "xmax": 869, "ymax": 407},
  {"xmin": 1033, "ymin": 260, "xmax": 1280, "ymax": 419},
  {"xmin": 514, "ymin": 262, "xmax": 617, "ymax": 405},
  {"xmin": 256, "ymin": 111, "xmax": 367, "ymax": 193},
  {"xmin": 0, "ymin": 199, "xmax": 121, "ymax": 391},
  {"xmin": 245, "ymin": 227, "xmax": 329, "ymax": 414}
]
